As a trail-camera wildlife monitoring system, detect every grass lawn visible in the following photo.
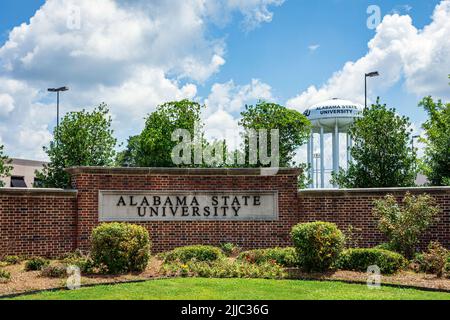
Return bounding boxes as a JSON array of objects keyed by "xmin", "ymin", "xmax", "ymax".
[{"xmin": 7, "ymin": 278, "xmax": 450, "ymax": 300}]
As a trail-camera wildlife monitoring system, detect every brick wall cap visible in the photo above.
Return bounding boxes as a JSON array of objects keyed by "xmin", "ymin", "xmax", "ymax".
[
  {"xmin": 299, "ymin": 186, "xmax": 450, "ymax": 195},
  {"xmin": 0, "ymin": 187, "xmax": 77, "ymax": 197},
  {"xmin": 65, "ymin": 166, "xmax": 300, "ymax": 176}
]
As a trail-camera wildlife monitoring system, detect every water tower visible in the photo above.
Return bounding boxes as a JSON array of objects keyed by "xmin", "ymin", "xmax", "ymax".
[{"xmin": 303, "ymin": 98, "xmax": 364, "ymax": 188}]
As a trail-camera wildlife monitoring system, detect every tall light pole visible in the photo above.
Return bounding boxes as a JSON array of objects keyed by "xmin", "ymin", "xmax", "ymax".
[
  {"xmin": 365, "ymin": 71, "xmax": 379, "ymax": 108},
  {"xmin": 48, "ymin": 86, "xmax": 69, "ymax": 142},
  {"xmin": 411, "ymin": 135, "xmax": 420, "ymax": 150}
]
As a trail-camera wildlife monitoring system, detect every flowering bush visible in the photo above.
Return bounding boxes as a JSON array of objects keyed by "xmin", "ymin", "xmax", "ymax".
[
  {"xmin": 220, "ymin": 243, "xmax": 241, "ymax": 257},
  {"xmin": 238, "ymin": 247, "xmax": 297, "ymax": 267},
  {"xmin": 414, "ymin": 242, "xmax": 448, "ymax": 277},
  {"xmin": 161, "ymin": 259, "xmax": 286, "ymax": 279},
  {"xmin": 40, "ymin": 264, "xmax": 67, "ymax": 278},
  {"xmin": 372, "ymin": 193, "xmax": 440, "ymax": 257}
]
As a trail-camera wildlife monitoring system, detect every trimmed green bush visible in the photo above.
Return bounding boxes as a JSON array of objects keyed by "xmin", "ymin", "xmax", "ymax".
[
  {"xmin": 338, "ymin": 248, "xmax": 406, "ymax": 274},
  {"xmin": 25, "ymin": 257, "xmax": 50, "ymax": 271},
  {"xmin": 291, "ymin": 221, "xmax": 345, "ymax": 272},
  {"xmin": 238, "ymin": 247, "xmax": 297, "ymax": 267},
  {"xmin": 0, "ymin": 269, "xmax": 11, "ymax": 282},
  {"xmin": 91, "ymin": 222, "xmax": 151, "ymax": 274},
  {"xmin": 2, "ymin": 255, "xmax": 22, "ymax": 265},
  {"xmin": 163, "ymin": 245, "xmax": 224, "ymax": 263}
]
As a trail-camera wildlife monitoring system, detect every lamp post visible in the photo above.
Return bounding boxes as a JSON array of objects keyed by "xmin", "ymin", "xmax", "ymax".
[
  {"xmin": 48, "ymin": 86, "xmax": 69, "ymax": 143},
  {"xmin": 411, "ymin": 135, "xmax": 420, "ymax": 150},
  {"xmin": 365, "ymin": 71, "xmax": 379, "ymax": 108}
]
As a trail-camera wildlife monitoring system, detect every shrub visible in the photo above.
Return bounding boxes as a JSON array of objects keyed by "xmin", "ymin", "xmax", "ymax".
[
  {"xmin": 91, "ymin": 222, "xmax": 151, "ymax": 274},
  {"xmin": 62, "ymin": 252, "xmax": 95, "ymax": 274},
  {"xmin": 372, "ymin": 193, "xmax": 440, "ymax": 257},
  {"xmin": 0, "ymin": 269, "xmax": 11, "ymax": 282},
  {"xmin": 161, "ymin": 260, "xmax": 286, "ymax": 279},
  {"xmin": 337, "ymin": 248, "xmax": 406, "ymax": 274},
  {"xmin": 291, "ymin": 221, "xmax": 344, "ymax": 272},
  {"xmin": 414, "ymin": 242, "xmax": 448, "ymax": 277},
  {"xmin": 220, "ymin": 243, "xmax": 240, "ymax": 257},
  {"xmin": 238, "ymin": 247, "xmax": 297, "ymax": 267},
  {"xmin": 41, "ymin": 264, "xmax": 67, "ymax": 278},
  {"xmin": 445, "ymin": 256, "xmax": 450, "ymax": 278},
  {"xmin": 343, "ymin": 225, "xmax": 363, "ymax": 248},
  {"xmin": 25, "ymin": 257, "xmax": 50, "ymax": 271},
  {"xmin": 163, "ymin": 245, "xmax": 224, "ymax": 263},
  {"xmin": 2, "ymin": 255, "xmax": 22, "ymax": 265},
  {"xmin": 374, "ymin": 243, "xmax": 397, "ymax": 251}
]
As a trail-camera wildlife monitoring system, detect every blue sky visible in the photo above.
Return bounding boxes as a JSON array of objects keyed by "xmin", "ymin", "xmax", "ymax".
[{"xmin": 0, "ymin": 0, "xmax": 449, "ymax": 162}]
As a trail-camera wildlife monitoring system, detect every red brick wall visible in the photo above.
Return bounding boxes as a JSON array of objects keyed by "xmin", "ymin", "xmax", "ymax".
[
  {"xmin": 0, "ymin": 189, "xmax": 77, "ymax": 258},
  {"xmin": 69, "ymin": 168, "xmax": 301, "ymax": 253},
  {"xmin": 298, "ymin": 188, "xmax": 450, "ymax": 249},
  {"xmin": 1, "ymin": 167, "xmax": 449, "ymax": 258}
]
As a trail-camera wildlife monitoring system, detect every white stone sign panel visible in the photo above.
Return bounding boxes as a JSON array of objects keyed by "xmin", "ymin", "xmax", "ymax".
[{"xmin": 98, "ymin": 190, "xmax": 278, "ymax": 221}]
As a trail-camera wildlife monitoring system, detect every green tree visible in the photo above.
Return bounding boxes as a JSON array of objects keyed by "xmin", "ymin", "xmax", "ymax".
[
  {"xmin": 36, "ymin": 103, "xmax": 116, "ymax": 188},
  {"xmin": 332, "ymin": 98, "xmax": 417, "ymax": 188},
  {"xmin": 120, "ymin": 99, "xmax": 203, "ymax": 167},
  {"xmin": 419, "ymin": 94, "xmax": 450, "ymax": 186},
  {"xmin": 239, "ymin": 101, "xmax": 311, "ymax": 168},
  {"xmin": 115, "ymin": 135, "xmax": 140, "ymax": 167},
  {"xmin": 0, "ymin": 145, "xmax": 12, "ymax": 187}
]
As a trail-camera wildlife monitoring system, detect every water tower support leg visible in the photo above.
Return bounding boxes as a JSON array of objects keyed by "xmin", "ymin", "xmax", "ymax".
[
  {"xmin": 307, "ymin": 135, "xmax": 311, "ymax": 186},
  {"xmin": 320, "ymin": 126, "xmax": 325, "ymax": 188},
  {"xmin": 347, "ymin": 133, "xmax": 352, "ymax": 167},
  {"xmin": 310, "ymin": 132, "xmax": 314, "ymax": 188},
  {"xmin": 332, "ymin": 121, "xmax": 339, "ymax": 182}
]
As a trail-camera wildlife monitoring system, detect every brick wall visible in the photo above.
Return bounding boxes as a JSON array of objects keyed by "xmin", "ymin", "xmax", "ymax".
[
  {"xmin": 0, "ymin": 188, "xmax": 77, "ymax": 258},
  {"xmin": 1, "ymin": 167, "xmax": 449, "ymax": 258},
  {"xmin": 68, "ymin": 167, "xmax": 300, "ymax": 253},
  {"xmin": 298, "ymin": 188, "xmax": 450, "ymax": 249}
]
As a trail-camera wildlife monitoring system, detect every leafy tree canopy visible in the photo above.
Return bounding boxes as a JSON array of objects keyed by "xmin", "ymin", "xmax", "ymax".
[
  {"xmin": 332, "ymin": 98, "xmax": 417, "ymax": 188},
  {"xmin": 117, "ymin": 99, "xmax": 203, "ymax": 167},
  {"xmin": 239, "ymin": 101, "xmax": 311, "ymax": 168},
  {"xmin": 0, "ymin": 145, "xmax": 12, "ymax": 187},
  {"xmin": 419, "ymin": 80, "xmax": 450, "ymax": 186},
  {"xmin": 36, "ymin": 103, "xmax": 116, "ymax": 188}
]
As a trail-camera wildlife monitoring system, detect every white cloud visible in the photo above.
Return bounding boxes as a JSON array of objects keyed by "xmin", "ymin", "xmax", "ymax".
[
  {"xmin": 0, "ymin": 0, "xmax": 283, "ymax": 160},
  {"xmin": 226, "ymin": 0, "xmax": 285, "ymax": 31},
  {"xmin": 203, "ymin": 79, "xmax": 274, "ymax": 150},
  {"xmin": 205, "ymin": 79, "xmax": 273, "ymax": 116},
  {"xmin": 0, "ymin": 93, "xmax": 15, "ymax": 116},
  {"xmin": 391, "ymin": 4, "xmax": 413, "ymax": 15},
  {"xmin": 287, "ymin": 1, "xmax": 450, "ymax": 112},
  {"xmin": 308, "ymin": 44, "xmax": 320, "ymax": 52}
]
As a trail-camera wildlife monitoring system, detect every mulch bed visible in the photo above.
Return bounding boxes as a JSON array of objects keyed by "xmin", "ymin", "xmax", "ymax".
[
  {"xmin": 0, "ymin": 258, "xmax": 162, "ymax": 297},
  {"xmin": 2, "ymin": 258, "xmax": 450, "ymax": 297},
  {"xmin": 287, "ymin": 269, "xmax": 450, "ymax": 292}
]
